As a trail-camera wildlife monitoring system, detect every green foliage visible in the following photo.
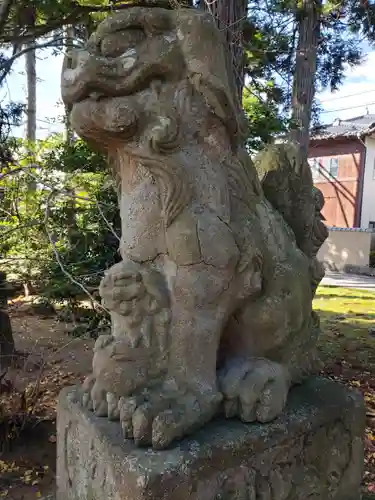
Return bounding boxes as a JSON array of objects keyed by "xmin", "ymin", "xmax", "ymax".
[
  {"xmin": 0, "ymin": 135, "xmax": 120, "ymax": 307},
  {"xmin": 0, "ymin": 0, "xmax": 374, "ymax": 150},
  {"xmin": 0, "ymin": 98, "xmax": 24, "ymax": 165},
  {"xmin": 242, "ymin": 85, "xmax": 286, "ymax": 151},
  {"xmin": 1, "ymin": 0, "xmax": 147, "ymax": 46},
  {"xmin": 244, "ymin": 0, "xmax": 367, "ymax": 135},
  {"xmin": 0, "ymin": 0, "xmax": 374, "ymax": 328}
]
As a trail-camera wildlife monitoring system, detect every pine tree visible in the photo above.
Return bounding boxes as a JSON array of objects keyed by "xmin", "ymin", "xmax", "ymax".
[{"xmin": 290, "ymin": 0, "xmax": 322, "ymax": 164}]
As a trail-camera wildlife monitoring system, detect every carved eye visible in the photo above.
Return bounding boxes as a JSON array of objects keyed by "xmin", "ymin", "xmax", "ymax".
[
  {"xmin": 144, "ymin": 10, "xmax": 172, "ymax": 34},
  {"xmin": 100, "ymin": 28, "xmax": 145, "ymax": 58}
]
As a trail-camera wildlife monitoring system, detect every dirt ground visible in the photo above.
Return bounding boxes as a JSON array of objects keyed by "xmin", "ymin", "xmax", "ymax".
[
  {"xmin": 1, "ymin": 288, "xmax": 375, "ymax": 499},
  {"xmin": 0, "ymin": 300, "xmax": 94, "ymax": 500}
]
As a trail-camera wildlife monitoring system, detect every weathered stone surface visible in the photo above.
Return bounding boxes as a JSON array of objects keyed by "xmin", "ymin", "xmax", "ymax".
[
  {"xmin": 57, "ymin": 378, "xmax": 364, "ymax": 500},
  {"xmin": 59, "ymin": 3, "xmax": 332, "ymax": 450}
]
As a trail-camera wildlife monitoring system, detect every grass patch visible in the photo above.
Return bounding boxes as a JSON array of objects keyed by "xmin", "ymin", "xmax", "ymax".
[
  {"xmin": 315, "ymin": 285, "xmax": 375, "ymax": 371},
  {"xmin": 314, "ymin": 285, "xmax": 375, "ymax": 494}
]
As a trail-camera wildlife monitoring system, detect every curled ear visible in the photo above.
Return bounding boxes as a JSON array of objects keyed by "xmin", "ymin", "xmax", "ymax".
[{"xmin": 175, "ymin": 9, "xmax": 247, "ymax": 149}]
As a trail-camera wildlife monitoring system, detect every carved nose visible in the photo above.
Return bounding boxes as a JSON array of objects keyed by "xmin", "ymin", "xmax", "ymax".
[
  {"xmin": 61, "ymin": 49, "xmax": 91, "ymax": 105},
  {"xmin": 62, "ymin": 48, "xmax": 88, "ymax": 75}
]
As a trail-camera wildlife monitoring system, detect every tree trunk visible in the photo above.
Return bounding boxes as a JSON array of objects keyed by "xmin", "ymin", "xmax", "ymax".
[
  {"xmin": 64, "ymin": 25, "xmax": 75, "ymax": 144},
  {"xmin": 23, "ymin": 41, "xmax": 37, "ymax": 287},
  {"xmin": 24, "ymin": 37, "xmax": 38, "ymax": 198},
  {"xmin": 25, "ymin": 42, "xmax": 36, "ymax": 145},
  {"xmin": 201, "ymin": 0, "xmax": 247, "ymax": 102},
  {"xmin": 23, "ymin": 281, "xmax": 35, "ymax": 297},
  {"xmin": 0, "ymin": 271, "xmax": 15, "ymax": 370},
  {"xmin": 24, "ymin": 2, "xmax": 37, "ymax": 186},
  {"xmin": 64, "ymin": 26, "xmax": 78, "ymax": 238},
  {"xmin": 290, "ymin": 0, "xmax": 321, "ymax": 165}
]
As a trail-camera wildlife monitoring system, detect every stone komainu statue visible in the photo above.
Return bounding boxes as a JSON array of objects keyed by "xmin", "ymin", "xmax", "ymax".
[{"xmin": 61, "ymin": 4, "xmax": 328, "ymax": 450}]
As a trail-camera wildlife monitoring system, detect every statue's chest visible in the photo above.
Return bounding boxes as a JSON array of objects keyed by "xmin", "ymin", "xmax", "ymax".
[{"xmin": 119, "ymin": 170, "xmax": 165, "ymax": 262}]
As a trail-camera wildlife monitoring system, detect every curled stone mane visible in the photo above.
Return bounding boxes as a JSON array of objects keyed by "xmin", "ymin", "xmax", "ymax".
[
  {"xmin": 128, "ymin": 89, "xmax": 259, "ymax": 228},
  {"xmin": 129, "ymin": 59, "xmax": 257, "ymax": 227},
  {"xmin": 132, "ymin": 148, "xmax": 261, "ymax": 228},
  {"xmin": 135, "ymin": 151, "xmax": 191, "ymax": 227}
]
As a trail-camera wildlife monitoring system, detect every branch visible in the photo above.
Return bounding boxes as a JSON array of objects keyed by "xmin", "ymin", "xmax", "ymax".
[
  {"xmin": 0, "ymin": 221, "xmax": 41, "ymax": 239},
  {"xmin": 0, "ymin": 165, "xmax": 36, "ymax": 181},
  {"xmin": 25, "ymin": 168, "xmax": 115, "ymax": 208},
  {"xmin": 44, "ymin": 190, "xmax": 109, "ymax": 314},
  {"xmin": 0, "ymin": 1, "xmax": 175, "ymax": 45},
  {"xmin": 95, "ymin": 197, "xmax": 120, "ymax": 242},
  {"xmin": 2, "ymin": 164, "xmax": 114, "ymax": 210},
  {"xmin": 7, "ymin": 36, "xmax": 64, "ymax": 62},
  {"xmin": 0, "ymin": 37, "xmax": 65, "ymax": 85}
]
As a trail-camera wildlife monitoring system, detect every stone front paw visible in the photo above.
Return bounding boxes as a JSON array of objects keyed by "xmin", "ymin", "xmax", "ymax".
[
  {"xmin": 218, "ymin": 358, "xmax": 290, "ymax": 423},
  {"xmin": 118, "ymin": 380, "xmax": 222, "ymax": 449}
]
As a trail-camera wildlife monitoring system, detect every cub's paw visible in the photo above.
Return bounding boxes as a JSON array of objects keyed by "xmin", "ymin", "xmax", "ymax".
[
  {"xmin": 94, "ymin": 334, "xmax": 114, "ymax": 352},
  {"xmin": 82, "ymin": 375, "xmax": 120, "ymax": 419},
  {"xmin": 81, "ymin": 339, "xmax": 155, "ymax": 420}
]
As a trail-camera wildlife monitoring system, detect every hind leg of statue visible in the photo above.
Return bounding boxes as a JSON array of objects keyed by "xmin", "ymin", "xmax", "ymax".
[{"xmin": 217, "ymin": 356, "xmax": 291, "ymax": 423}]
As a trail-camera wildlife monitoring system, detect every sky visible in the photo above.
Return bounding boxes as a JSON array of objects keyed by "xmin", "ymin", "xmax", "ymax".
[
  {"xmin": 5, "ymin": 45, "xmax": 375, "ymax": 139},
  {"xmin": 3, "ymin": 48, "xmax": 65, "ymax": 139},
  {"xmin": 318, "ymin": 49, "xmax": 375, "ymax": 123}
]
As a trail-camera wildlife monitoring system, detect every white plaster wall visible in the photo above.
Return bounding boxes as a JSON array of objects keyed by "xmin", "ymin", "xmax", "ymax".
[
  {"xmin": 361, "ymin": 136, "xmax": 375, "ymax": 228},
  {"xmin": 317, "ymin": 229, "xmax": 371, "ymax": 270}
]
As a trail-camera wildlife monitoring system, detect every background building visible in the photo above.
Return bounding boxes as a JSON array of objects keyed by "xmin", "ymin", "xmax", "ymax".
[{"xmin": 309, "ymin": 114, "xmax": 375, "ymax": 229}]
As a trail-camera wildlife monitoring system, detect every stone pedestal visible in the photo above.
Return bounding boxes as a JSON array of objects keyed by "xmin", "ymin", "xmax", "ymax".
[{"xmin": 57, "ymin": 378, "xmax": 365, "ymax": 500}]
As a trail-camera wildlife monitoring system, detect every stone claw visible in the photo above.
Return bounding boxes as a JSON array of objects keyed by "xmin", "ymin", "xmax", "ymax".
[
  {"xmin": 82, "ymin": 375, "xmax": 95, "ymax": 410},
  {"xmin": 117, "ymin": 381, "xmax": 222, "ymax": 449},
  {"xmin": 107, "ymin": 392, "xmax": 120, "ymax": 420},
  {"xmin": 82, "ymin": 392, "xmax": 93, "ymax": 411},
  {"xmin": 218, "ymin": 358, "xmax": 290, "ymax": 423},
  {"xmin": 93, "ymin": 398, "xmax": 108, "ymax": 417}
]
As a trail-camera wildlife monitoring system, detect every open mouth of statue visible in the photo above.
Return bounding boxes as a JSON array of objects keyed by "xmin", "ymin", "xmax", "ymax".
[
  {"xmin": 86, "ymin": 92, "xmax": 109, "ymax": 103},
  {"xmin": 73, "ymin": 69, "xmax": 166, "ymax": 106}
]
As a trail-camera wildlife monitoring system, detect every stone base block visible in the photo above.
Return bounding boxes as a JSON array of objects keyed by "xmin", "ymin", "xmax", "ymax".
[{"xmin": 57, "ymin": 378, "xmax": 365, "ymax": 500}]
